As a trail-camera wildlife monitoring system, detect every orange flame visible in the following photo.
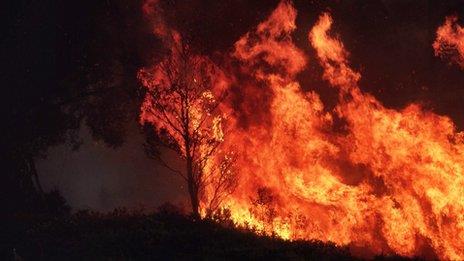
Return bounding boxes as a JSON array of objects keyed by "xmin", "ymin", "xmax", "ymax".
[
  {"xmin": 212, "ymin": 4, "xmax": 464, "ymax": 260},
  {"xmin": 140, "ymin": 1, "xmax": 464, "ymax": 259},
  {"xmin": 433, "ymin": 15, "xmax": 464, "ymax": 69}
]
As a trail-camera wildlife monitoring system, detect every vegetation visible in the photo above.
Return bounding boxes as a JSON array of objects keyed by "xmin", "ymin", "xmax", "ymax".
[
  {"xmin": 2, "ymin": 202, "xmax": 422, "ymax": 260},
  {"xmin": 140, "ymin": 39, "xmax": 236, "ymax": 219},
  {"xmin": 2, "ymin": 0, "xmax": 148, "ymax": 218}
]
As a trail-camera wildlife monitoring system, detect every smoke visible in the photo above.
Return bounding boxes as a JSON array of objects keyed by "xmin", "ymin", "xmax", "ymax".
[{"xmin": 37, "ymin": 122, "xmax": 187, "ymax": 212}]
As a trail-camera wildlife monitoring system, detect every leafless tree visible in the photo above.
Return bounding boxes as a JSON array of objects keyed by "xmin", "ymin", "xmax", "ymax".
[{"xmin": 139, "ymin": 40, "xmax": 236, "ymax": 219}]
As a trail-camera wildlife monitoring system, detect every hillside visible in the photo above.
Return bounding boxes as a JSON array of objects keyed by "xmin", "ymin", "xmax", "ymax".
[{"xmin": 2, "ymin": 207, "xmax": 420, "ymax": 260}]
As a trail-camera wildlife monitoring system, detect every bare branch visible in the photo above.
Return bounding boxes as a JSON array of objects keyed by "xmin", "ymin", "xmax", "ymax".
[{"xmin": 152, "ymin": 152, "xmax": 187, "ymax": 181}]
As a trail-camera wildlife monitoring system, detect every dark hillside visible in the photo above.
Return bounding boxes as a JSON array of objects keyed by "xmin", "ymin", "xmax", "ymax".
[{"xmin": 2, "ymin": 207, "xmax": 420, "ymax": 260}]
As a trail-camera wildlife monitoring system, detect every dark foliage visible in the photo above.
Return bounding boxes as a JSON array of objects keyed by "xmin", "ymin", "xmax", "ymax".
[
  {"xmin": 1, "ymin": 0, "xmax": 152, "ymax": 217},
  {"xmin": 1, "ymin": 206, "xmax": 422, "ymax": 261}
]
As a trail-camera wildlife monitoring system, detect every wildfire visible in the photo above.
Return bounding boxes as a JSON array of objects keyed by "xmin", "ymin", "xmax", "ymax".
[{"xmin": 140, "ymin": 1, "xmax": 464, "ymax": 259}]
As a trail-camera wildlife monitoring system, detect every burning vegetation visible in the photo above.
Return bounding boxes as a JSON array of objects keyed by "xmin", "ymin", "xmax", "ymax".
[{"xmin": 139, "ymin": 0, "xmax": 464, "ymax": 259}]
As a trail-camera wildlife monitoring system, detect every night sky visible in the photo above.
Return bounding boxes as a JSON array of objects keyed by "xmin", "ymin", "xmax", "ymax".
[{"xmin": 3, "ymin": 0, "xmax": 464, "ymax": 211}]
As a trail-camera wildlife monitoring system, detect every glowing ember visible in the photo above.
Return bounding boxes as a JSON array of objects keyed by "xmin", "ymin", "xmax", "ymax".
[{"xmin": 140, "ymin": 1, "xmax": 464, "ymax": 259}]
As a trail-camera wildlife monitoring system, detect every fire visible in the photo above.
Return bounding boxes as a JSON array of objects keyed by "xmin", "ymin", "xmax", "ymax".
[
  {"xmin": 140, "ymin": 1, "xmax": 464, "ymax": 259},
  {"xmin": 433, "ymin": 15, "xmax": 464, "ymax": 69}
]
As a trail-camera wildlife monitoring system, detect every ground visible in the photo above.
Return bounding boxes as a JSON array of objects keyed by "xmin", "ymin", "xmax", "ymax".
[{"xmin": 1, "ymin": 206, "xmax": 422, "ymax": 260}]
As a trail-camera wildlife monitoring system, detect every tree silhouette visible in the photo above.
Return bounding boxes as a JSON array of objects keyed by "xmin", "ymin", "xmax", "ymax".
[
  {"xmin": 1, "ymin": 0, "xmax": 148, "ymax": 215},
  {"xmin": 139, "ymin": 39, "xmax": 235, "ymax": 219}
]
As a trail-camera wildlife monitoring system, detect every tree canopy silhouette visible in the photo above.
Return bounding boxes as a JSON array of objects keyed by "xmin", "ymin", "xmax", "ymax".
[{"xmin": 1, "ymin": 0, "xmax": 150, "ymax": 215}]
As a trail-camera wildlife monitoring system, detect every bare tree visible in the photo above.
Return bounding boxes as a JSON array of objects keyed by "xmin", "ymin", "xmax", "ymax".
[
  {"xmin": 202, "ymin": 150, "xmax": 237, "ymax": 217},
  {"xmin": 139, "ymin": 40, "xmax": 235, "ymax": 219}
]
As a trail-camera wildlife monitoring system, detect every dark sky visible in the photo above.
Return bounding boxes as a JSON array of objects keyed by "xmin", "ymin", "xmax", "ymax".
[{"xmin": 5, "ymin": 0, "xmax": 464, "ymax": 211}]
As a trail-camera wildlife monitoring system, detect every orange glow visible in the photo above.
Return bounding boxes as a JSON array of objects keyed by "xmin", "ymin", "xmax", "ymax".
[
  {"xmin": 140, "ymin": 1, "xmax": 464, "ymax": 259},
  {"xmin": 433, "ymin": 15, "xmax": 464, "ymax": 69}
]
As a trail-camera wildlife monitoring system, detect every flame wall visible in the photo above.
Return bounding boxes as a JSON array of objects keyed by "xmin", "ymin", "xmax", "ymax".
[{"xmin": 207, "ymin": 2, "xmax": 464, "ymax": 259}]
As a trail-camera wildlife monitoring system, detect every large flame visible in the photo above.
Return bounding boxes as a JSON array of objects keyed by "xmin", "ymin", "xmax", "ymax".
[{"xmin": 140, "ymin": 1, "xmax": 464, "ymax": 259}]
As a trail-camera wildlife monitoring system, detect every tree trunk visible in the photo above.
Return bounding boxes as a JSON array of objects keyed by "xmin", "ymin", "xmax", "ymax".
[{"xmin": 186, "ymin": 155, "xmax": 200, "ymax": 219}]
